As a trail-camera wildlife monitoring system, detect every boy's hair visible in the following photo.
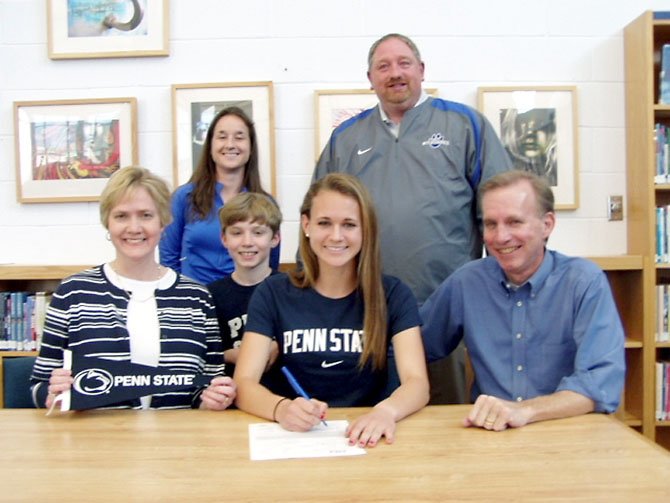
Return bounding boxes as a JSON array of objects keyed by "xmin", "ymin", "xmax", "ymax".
[{"xmin": 218, "ymin": 192, "xmax": 282, "ymax": 234}]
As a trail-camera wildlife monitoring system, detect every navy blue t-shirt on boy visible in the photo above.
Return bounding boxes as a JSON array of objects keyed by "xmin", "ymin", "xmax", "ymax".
[{"xmin": 208, "ymin": 271, "xmax": 280, "ymax": 385}]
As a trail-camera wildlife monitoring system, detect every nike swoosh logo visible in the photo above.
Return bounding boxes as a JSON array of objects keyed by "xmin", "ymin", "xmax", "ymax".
[
  {"xmin": 357, "ymin": 147, "xmax": 372, "ymax": 155},
  {"xmin": 321, "ymin": 360, "xmax": 344, "ymax": 369}
]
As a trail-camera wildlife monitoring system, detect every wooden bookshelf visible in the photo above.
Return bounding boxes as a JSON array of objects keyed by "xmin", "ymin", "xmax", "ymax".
[
  {"xmin": 624, "ymin": 10, "xmax": 670, "ymax": 449},
  {"xmin": 0, "ymin": 265, "xmax": 92, "ymax": 407},
  {"xmin": 586, "ymin": 255, "xmax": 646, "ymax": 429}
]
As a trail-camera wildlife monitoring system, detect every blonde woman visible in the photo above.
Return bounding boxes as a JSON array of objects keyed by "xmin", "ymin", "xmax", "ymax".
[{"xmin": 31, "ymin": 166, "xmax": 235, "ymax": 411}]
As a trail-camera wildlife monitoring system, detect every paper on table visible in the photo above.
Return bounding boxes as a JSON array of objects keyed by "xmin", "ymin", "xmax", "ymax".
[{"xmin": 248, "ymin": 420, "xmax": 366, "ymax": 461}]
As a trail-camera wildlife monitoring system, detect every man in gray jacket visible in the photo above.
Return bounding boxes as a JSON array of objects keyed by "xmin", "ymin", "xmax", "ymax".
[{"xmin": 312, "ymin": 33, "xmax": 512, "ymax": 403}]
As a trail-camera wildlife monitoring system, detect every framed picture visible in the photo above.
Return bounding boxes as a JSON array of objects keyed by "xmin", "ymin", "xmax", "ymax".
[
  {"xmin": 314, "ymin": 88, "xmax": 438, "ymax": 158},
  {"xmin": 47, "ymin": 0, "xmax": 169, "ymax": 60},
  {"xmin": 478, "ymin": 86, "xmax": 579, "ymax": 210},
  {"xmin": 172, "ymin": 82, "xmax": 276, "ymax": 195},
  {"xmin": 13, "ymin": 98, "xmax": 138, "ymax": 203}
]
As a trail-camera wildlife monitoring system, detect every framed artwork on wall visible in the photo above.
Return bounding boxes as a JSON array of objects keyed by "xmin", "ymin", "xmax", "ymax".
[
  {"xmin": 314, "ymin": 88, "xmax": 438, "ymax": 159},
  {"xmin": 478, "ymin": 86, "xmax": 579, "ymax": 210},
  {"xmin": 13, "ymin": 98, "xmax": 138, "ymax": 203},
  {"xmin": 47, "ymin": 0, "xmax": 169, "ymax": 60},
  {"xmin": 171, "ymin": 82, "xmax": 276, "ymax": 195}
]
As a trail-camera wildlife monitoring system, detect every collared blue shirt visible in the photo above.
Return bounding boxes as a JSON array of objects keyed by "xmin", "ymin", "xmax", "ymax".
[{"xmin": 420, "ymin": 250, "xmax": 625, "ymax": 412}]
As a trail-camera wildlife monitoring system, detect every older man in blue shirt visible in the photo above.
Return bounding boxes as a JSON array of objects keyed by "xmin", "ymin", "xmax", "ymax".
[{"xmin": 420, "ymin": 170, "xmax": 625, "ymax": 431}]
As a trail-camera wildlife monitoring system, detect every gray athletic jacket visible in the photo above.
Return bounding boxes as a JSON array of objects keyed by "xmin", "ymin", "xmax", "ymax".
[{"xmin": 313, "ymin": 96, "xmax": 512, "ymax": 303}]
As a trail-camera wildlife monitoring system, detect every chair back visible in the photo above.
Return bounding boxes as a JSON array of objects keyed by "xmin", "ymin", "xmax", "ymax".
[{"xmin": 2, "ymin": 357, "xmax": 37, "ymax": 408}]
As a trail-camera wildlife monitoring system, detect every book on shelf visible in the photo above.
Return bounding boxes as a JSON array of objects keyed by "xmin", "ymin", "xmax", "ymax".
[
  {"xmin": 33, "ymin": 291, "xmax": 49, "ymax": 350},
  {"xmin": 661, "ymin": 44, "xmax": 670, "ymax": 105},
  {"xmin": 655, "ymin": 123, "xmax": 669, "ymax": 183},
  {"xmin": 657, "ymin": 284, "xmax": 670, "ymax": 342},
  {"xmin": 656, "ymin": 206, "xmax": 667, "ymax": 262},
  {"xmin": 656, "ymin": 362, "xmax": 665, "ymax": 421},
  {"xmin": 652, "ymin": 205, "xmax": 670, "ymax": 264},
  {"xmin": 657, "ymin": 361, "xmax": 670, "ymax": 421}
]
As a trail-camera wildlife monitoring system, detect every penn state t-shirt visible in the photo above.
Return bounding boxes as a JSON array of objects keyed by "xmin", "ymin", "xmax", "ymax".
[{"xmin": 245, "ymin": 273, "xmax": 419, "ymax": 406}]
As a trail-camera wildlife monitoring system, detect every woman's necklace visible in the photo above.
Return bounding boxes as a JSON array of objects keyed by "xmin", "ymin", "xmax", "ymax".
[{"xmin": 109, "ymin": 262, "xmax": 164, "ymax": 303}]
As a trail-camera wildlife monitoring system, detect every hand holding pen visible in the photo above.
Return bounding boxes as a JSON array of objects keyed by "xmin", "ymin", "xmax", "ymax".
[{"xmin": 278, "ymin": 366, "xmax": 328, "ymax": 429}]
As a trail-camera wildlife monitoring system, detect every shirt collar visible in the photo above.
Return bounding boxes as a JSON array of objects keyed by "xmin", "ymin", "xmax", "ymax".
[
  {"xmin": 496, "ymin": 249, "xmax": 554, "ymax": 293},
  {"xmin": 378, "ymin": 90, "xmax": 430, "ymax": 125}
]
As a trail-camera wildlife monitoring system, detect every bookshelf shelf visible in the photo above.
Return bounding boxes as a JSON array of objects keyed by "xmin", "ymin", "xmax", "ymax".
[
  {"xmin": 0, "ymin": 264, "xmax": 90, "ymax": 281},
  {"xmin": 587, "ymin": 255, "xmax": 642, "ymax": 270},
  {"xmin": 0, "ymin": 264, "xmax": 93, "ymax": 294},
  {"xmin": 625, "ymin": 10, "xmax": 670, "ymax": 449},
  {"xmin": 622, "ymin": 412, "xmax": 643, "ymax": 428}
]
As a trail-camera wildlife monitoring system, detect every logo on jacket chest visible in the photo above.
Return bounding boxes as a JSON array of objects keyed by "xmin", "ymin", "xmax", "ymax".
[{"xmin": 421, "ymin": 132, "xmax": 450, "ymax": 149}]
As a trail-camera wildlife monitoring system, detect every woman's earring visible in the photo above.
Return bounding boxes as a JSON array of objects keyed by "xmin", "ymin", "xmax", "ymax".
[
  {"xmin": 106, "ymin": 232, "xmax": 111, "ymax": 241},
  {"xmin": 305, "ymin": 233, "xmax": 309, "ymax": 238}
]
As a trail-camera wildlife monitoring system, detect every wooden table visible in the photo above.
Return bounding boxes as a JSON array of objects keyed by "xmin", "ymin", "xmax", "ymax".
[{"xmin": 1, "ymin": 405, "xmax": 668, "ymax": 501}]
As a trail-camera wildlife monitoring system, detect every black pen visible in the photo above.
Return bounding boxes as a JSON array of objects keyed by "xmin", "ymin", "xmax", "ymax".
[{"xmin": 281, "ymin": 366, "xmax": 328, "ymax": 426}]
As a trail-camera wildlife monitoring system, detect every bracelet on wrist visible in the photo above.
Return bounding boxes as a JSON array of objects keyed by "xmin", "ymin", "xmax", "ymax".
[{"xmin": 272, "ymin": 397, "xmax": 289, "ymax": 422}]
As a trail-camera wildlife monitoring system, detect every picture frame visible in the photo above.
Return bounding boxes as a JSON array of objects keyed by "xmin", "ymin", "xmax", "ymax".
[
  {"xmin": 13, "ymin": 98, "xmax": 138, "ymax": 203},
  {"xmin": 477, "ymin": 86, "xmax": 579, "ymax": 210},
  {"xmin": 47, "ymin": 0, "xmax": 169, "ymax": 60},
  {"xmin": 314, "ymin": 88, "xmax": 438, "ymax": 159},
  {"xmin": 172, "ymin": 82, "xmax": 276, "ymax": 195}
]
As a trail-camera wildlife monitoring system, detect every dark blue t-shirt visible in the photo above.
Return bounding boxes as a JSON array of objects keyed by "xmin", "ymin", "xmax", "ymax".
[
  {"xmin": 208, "ymin": 271, "xmax": 280, "ymax": 383},
  {"xmin": 245, "ymin": 274, "xmax": 420, "ymax": 406}
]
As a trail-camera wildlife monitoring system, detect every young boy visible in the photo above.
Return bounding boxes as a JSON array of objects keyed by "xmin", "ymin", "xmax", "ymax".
[{"xmin": 208, "ymin": 193, "xmax": 282, "ymax": 378}]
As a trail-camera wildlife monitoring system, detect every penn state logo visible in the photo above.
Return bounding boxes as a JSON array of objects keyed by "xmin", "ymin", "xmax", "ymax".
[
  {"xmin": 73, "ymin": 368, "xmax": 114, "ymax": 396},
  {"xmin": 421, "ymin": 132, "xmax": 450, "ymax": 149}
]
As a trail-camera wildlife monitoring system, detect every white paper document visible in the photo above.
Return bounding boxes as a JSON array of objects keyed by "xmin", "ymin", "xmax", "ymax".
[{"xmin": 248, "ymin": 420, "xmax": 367, "ymax": 461}]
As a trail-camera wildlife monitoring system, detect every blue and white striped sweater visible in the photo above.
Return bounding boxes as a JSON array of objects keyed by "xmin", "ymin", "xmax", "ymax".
[{"xmin": 30, "ymin": 266, "xmax": 224, "ymax": 409}]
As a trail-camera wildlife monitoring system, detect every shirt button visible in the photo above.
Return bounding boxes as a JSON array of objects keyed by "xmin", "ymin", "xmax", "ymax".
[
  {"xmin": 516, "ymin": 301, "xmax": 523, "ymax": 307},
  {"xmin": 516, "ymin": 396, "xmax": 523, "ymax": 402},
  {"xmin": 516, "ymin": 365, "xmax": 523, "ymax": 372},
  {"xmin": 516, "ymin": 333, "xmax": 522, "ymax": 340}
]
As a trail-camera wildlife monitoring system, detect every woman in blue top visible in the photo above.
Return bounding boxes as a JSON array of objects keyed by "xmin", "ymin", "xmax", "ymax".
[
  {"xmin": 160, "ymin": 107, "xmax": 280, "ymax": 284},
  {"xmin": 235, "ymin": 173, "xmax": 429, "ymax": 448}
]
